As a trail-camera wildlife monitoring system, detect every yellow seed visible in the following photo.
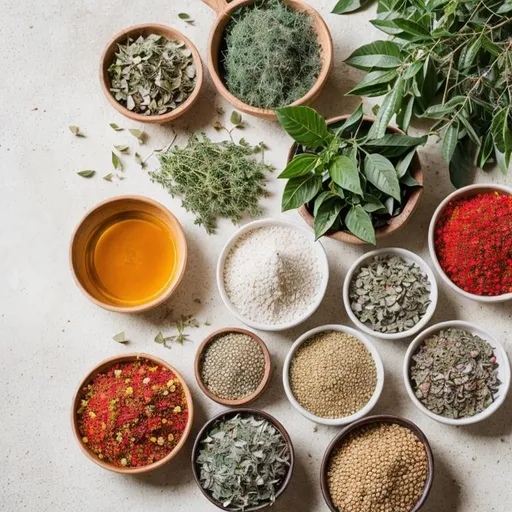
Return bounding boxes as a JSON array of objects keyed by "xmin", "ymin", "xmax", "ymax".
[
  {"xmin": 173, "ymin": 406, "xmax": 182, "ymax": 413},
  {"xmin": 125, "ymin": 386, "xmax": 134, "ymax": 395},
  {"xmin": 120, "ymin": 458, "xmax": 127, "ymax": 466},
  {"xmin": 124, "ymin": 378, "xmax": 131, "ymax": 383},
  {"xmin": 157, "ymin": 437, "xmax": 165, "ymax": 446},
  {"xmin": 150, "ymin": 436, "xmax": 157, "ymax": 443},
  {"xmin": 82, "ymin": 437, "xmax": 88, "ymax": 444},
  {"xmin": 168, "ymin": 434, "xmax": 174, "ymax": 442},
  {"xmin": 114, "ymin": 370, "xmax": 122, "ymax": 378},
  {"xmin": 89, "ymin": 411, "xmax": 96, "ymax": 418},
  {"xmin": 161, "ymin": 418, "xmax": 167, "ymax": 424}
]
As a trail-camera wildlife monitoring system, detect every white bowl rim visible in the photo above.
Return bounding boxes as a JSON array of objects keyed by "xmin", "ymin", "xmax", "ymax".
[
  {"xmin": 403, "ymin": 320, "xmax": 511, "ymax": 426},
  {"xmin": 282, "ymin": 324, "xmax": 385, "ymax": 426},
  {"xmin": 343, "ymin": 247, "xmax": 439, "ymax": 340},
  {"xmin": 427, "ymin": 183, "xmax": 512, "ymax": 303},
  {"xmin": 216, "ymin": 218, "xmax": 329, "ymax": 332}
]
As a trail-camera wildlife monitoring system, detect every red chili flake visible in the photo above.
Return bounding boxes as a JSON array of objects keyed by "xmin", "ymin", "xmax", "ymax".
[
  {"xmin": 77, "ymin": 358, "xmax": 189, "ymax": 468},
  {"xmin": 434, "ymin": 192, "xmax": 512, "ymax": 296}
]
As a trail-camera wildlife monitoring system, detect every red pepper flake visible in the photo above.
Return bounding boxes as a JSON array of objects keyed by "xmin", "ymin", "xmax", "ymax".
[
  {"xmin": 434, "ymin": 192, "xmax": 512, "ymax": 296},
  {"xmin": 77, "ymin": 358, "xmax": 188, "ymax": 468}
]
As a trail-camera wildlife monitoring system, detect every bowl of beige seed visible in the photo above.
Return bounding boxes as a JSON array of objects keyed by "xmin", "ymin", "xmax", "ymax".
[
  {"xmin": 320, "ymin": 415, "xmax": 434, "ymax": 512},
  {"xmin": 282, "ymin": 324, "xmax": 384, "ymax": 426}
]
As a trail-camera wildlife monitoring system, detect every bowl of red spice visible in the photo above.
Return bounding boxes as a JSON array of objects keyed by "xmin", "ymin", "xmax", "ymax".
[
  {"xmin": 72, "ymin": 353, "xmax": 193, "ymax": 473},
  {"xmin": 428, "ymin": 184, "xmax": 512, "ymax": 302}
]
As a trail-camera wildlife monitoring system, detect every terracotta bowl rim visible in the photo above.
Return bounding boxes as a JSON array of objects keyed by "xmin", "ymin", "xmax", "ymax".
[
  {"xmin": 99, "ymin": 23, "xmax": 204, "ymax": 123},
  {"xmin": 427, "ymin": 183, "xmax": 512, "ymax": 302},
  {"xmin": 206, "ymin": 0, "xmax": 333, "ymax": 119},
  {"xmin": 320, "ymin": 414, "xmax": 434, "ymax": 512},
  {"xmin": 191, "ymin": 407, "xmax": 295, "ymax": 511},
  {"xmin": 71, "ymin": 352, "xmax": 194, "ymax": 474},
  {"xmin": 69, "ymin": 194, "xmax": 188, "ymax": 313},
  {"xmin": 194, "ymin": 327, "xmax": 272, "ymax": 406}
]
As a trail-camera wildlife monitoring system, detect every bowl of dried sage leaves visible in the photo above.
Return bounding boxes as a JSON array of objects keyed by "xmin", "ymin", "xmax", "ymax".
[
  {"xmin": 343, "ymin": 248, "xmax": 438, "ymax": 340},
  {"xmin": 100, "ymin": 24, "xmax": 203, "ymax": 124}
]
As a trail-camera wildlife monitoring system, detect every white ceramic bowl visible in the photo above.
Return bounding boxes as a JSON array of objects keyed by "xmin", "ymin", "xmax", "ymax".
[
  {"xmin": 216, "ymin": 218, "xmax": 329, "ymax": 332},
  {"xmin": 404, "ymin": 320, "xmax": 511, "ymax": 426},
  {"xmin": 428, "ymin": 184, "xmax": 512, "ymax": 303},
  {"xmin": 343, "ymin": 248, "xmax": 438, "ymax": 340},
  {"xmin": 283, "ymin": 324, "xmax": 384, "ymax": 426}
]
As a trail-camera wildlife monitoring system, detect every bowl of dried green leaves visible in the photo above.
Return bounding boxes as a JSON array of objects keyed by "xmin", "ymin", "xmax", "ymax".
[
  {"xmin": 343, "ymin": 248, "xmax": 438, "ymax": 340},
  {"xmin": 192, "ymin": 408, "xmax": 294, "ymax": 510},
  {"xmin": 100, "ymin": 24, "xmax": 203, "ymax": 124},
  {"xmin": 404, "ymin": 321, "xmax": 511, "ymax": 425}
]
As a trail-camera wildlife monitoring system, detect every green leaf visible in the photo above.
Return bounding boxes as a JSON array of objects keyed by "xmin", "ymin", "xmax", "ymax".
[
  {"xmin": 478, "ymin": 131, "xmax": 494, "ymax": 168},
  {"xmin": 103, "ymin": 173, "xmax": 114, "ymax": 181},
  {"xmin": 112, "ymin": 151, "xmax": 123, "ymax": 171},
  {"xmin": 109, "ymin": 123, "xmax": 124, "ymax": 131},
  {"xmin": 403, "ymin": 61, "xmax": 423, "ymax": 80},
  {"xmin": 442, "ymin": 123, "xmax": 459, "ymax": 164},
  {"xmin": 393, "ymin": 18, "xmax": 430, "ymax": 37},
  {"xmin": 400, "ymin": 172, "xmax": 420, "ymax": 186},
  {"xmin": 421, "ymin": 96, "xmax": 466, "ymax": 119},
  {"xmin": 396, "ymin": 95, "xmax": 414, "ymax": 132},
  {"xmin": 281, "ymin": 174, "xmax": 322, "ymax": 211},
  {"xmin": 114, "ymin": 145, "xmax": 129, "ymax": 153},
  {"xmin": 481, "ymin": 36, "xmax": 501, "ymax": 57},
  {"xmin": 230, "ymin": 110, "xmax": 243, "ymax": 127},
  {"xmin": 329, "ymin": 155, "xmax": 363, "ymax": 196},
  {"xmin": 495, "ymin": 146, "xmax": 508, "ymax": 174},
  {"xmin": 363, "ymin": 193, "xmax": 386, "ymax": 212},
  {"xmin": 364, "ymin": 133, "xmax": 427, "ymax": 150},
  {"xmin": 370, "ymin": 19, "xmax": 403, "ymax": 35},
  {"xmin": 69, "ymin": 125, "xmax": 84, "ymax": 137},
  {"xmin": 113, "ymin": 331, "xmax": 127, "ymax": 343},
  {"xmin": 449, "ymin": 141, "xmax": 473, "ymax": 188},
  {"xmin": 154, "ymin": 332, "xmax": 165, "ymax": 344},
  {"xmin": 276, "ymin": 106, "xmax": 331, "ymax": 149},
  {"xmin": 279, "ymin": 153, "xmax": 319, "ymax": 178},
  {"xmin": 345, "ymin": 40, "xmax": 402, "ymax": 71},
  {"xmin": 314, "ymin": 198, "xmax": 344, "ymax": 240},
  {"xmin": 462, "ymin": 37, "xmax": 481, "ymax": 69},
  {"xmin": 363, "ymin": 154, "xmax": 401, "ymax": 200},
  {"xmin": 457, "ymin": 113, "xmax": 481, "ymax": 147},
  {"xmin": 491, "ymin": 108, "xmax": 507, "ymax": 153},
  {"xmin": 135, "ymin": 152, "xmax": 147, "ymax": 168},
  {"xmin": 396, "ymin": 150, "xmax": 416, "ymax": 178},
  {"xmin": 345, "ymin": 205, "xmax": 376, "ymax": 244},
  {"xmin": 313, "ymin": 191, "xmax": 336, "ymax": 216},
  {"xmin": 497, "ymin": 1, "xmax": 512, "ymax": 13},
  {"xmin": 77, "ymin": 170, "xmax": 95, "ymax": 178},
  {"xmin": 503, "ymin": 108, "xmax": 512, "ymax": 167},
  {"xmin": 347, "ymin": 70, "xmax": 398, "ymax": 97},
  {"xmin": 334, "ymin": 104, "xmax": 364, "ymax": 136},
  {"xmin": 332, "ymin": 0, "xmax": 371, "ymax": 14},
  {"xmin": 178, "ymin": 12, "xmax": 192, "ymax": 19},
  {"xmin": 367, "ymin": 77, "xmax": 404, "ymax": 139},
  {"xmin": 129, "ymin": 129, "xmax": 145, "ymax": 144}
]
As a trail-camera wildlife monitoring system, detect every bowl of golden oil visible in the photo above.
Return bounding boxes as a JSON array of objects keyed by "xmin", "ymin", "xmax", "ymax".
[{"xmin": 70, "ymin": 195, "xmax": 187, "ymax": 312}]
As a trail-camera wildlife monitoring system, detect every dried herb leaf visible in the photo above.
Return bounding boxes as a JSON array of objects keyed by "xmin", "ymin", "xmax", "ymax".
[
  {"xmin": 113, "ymin": 331, "xmax": 127, "ymax": 343},
  {"xmin": 129, "ymin": 129, "xmax": 145, "ymax": 144},
  {"xmin": 213, "ymin": 121, "xmax": 223, "ymax": 131},
  {"xmin": 69, "ymin": 125, "xmax": 85, "ymax": 137},
  {"xmin": 114, "ymin": 145, "xmax": 129, "ymax": 153},
  {"xmin": 154, "ymin": 332, "xmax": 165, "ymax": 344},
  {"xmin": 109, "ymin": 123, "xmax": 124, "ymax": 131},
  {"xmin": 134, "ymin": 152, "xmax": 147, "ymax": 168},
  {"xmin": 178, "ymin": 12, "xmax": 194, "ymax": 23},
  {"xmin": 112, "ymin": 151, "xmax": 123, "ymax": 171},
  {"xmin": 103, "ymin": 173, "xmax": 114, "ymax": 181},
  {"xmin": 230, "ymin": 110, "xmax": 243, "ymax": 127},
  {"xmin": 77, "ymin": 170, "xmax": 95, "ymax": 178}
]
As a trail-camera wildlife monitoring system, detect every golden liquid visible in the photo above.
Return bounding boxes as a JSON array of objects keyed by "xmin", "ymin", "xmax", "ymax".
[{"xmin": 85, "ymin": 211, "xmax": 177, "ymax": 306}]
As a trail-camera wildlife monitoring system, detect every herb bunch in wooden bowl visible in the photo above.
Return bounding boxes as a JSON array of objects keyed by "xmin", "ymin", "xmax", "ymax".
[{"xmin": 276, "ymin": 105, "xmax": 426, "ymax": 244}]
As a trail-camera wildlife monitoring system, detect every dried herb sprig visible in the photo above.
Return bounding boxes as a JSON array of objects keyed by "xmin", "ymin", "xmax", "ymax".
[
  {"xmin": 152, "ymin": 133, "xmax": 272, "ymax": 234},
  {"xmin": 108, "ymin": 34, "xmax": 196, "ymax": 116},
  {"xmin": 154, "ymin": 315, "xmax": 200, "ymax": 348},
  {"xmin": 196, "ymin": 414, "xmax": 291, "ymax": 510}
]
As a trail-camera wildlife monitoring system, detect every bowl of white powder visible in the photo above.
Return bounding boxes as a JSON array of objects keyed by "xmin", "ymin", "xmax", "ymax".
[{"xmin": 217, "ymin": 219, "xmax": 329, "ymax": 331}]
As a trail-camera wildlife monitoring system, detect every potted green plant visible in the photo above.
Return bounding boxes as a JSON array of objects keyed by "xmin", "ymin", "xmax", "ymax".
[{"xmin": 276, "ymin": 105, "xmax": 426, "ymax": 244}]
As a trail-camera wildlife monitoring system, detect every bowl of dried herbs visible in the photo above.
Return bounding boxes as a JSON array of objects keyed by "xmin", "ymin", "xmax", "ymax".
[
  {"xmin": 343, "ymin": 248, "xmax": 438, "ymax": 340},
  {"xmin": 100, "ymin": 24, "xmax": 203, "ymax": 123},
  {"xmin": 192, "ymin": 408, "xmax": 294, "ymax": 510},
  {"xmin": 404, "ymin": 321, "xmax": 511, "ymax": 425}
]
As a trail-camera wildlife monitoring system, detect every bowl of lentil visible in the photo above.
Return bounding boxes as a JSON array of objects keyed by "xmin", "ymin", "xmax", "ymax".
[
  {"xmin": 217, "ymin": 218, "xmax": 329, "ymax": 331},
  {"xmin": 71, "ymin": 353, "xmax": 193, "ymax": 473},
  {"xmin": 320, "ymin": 415, "xmax": 434, "ymax": 512},
  {"xmin": 428, "ymin": 184, "xmax": 512, "ymax": 303},
  {"xmin": 194, "ymin": 327, "xmax": 271, "ymax": 406},
  {"xmin": 282, "ymin": 324, "xmax": 384, "ymax": 426},
  {"xmin": 343, "ymin": 248, "xmax": 438, "ymax": 340},
  {"xmin": 404, "ymin": 321, "xmax": 511, "ymax": 426},
  {"xmin": 191, "ymin": 408, "xmax": 294, "ymax": 510}
]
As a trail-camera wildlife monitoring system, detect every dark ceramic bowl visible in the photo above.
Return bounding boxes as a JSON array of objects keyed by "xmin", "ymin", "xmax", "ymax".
[
  {"xmin": 191, "ymin": 408, "xmax": 295, "ymax": 510},
  {"xmin": 320, "ymin": 415, "xmax": 434, "ymax": 511}
]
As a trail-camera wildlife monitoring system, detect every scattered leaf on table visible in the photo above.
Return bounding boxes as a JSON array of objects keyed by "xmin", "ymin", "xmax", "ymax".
[
  {"xmin": 129, "ymin": 129, "xmax": 145, "ymax": 144},
  {"xmin": 154, "ymin": 332, "xmax": 165, "ymax": 344},
  {"xmin": 213, "ymin": 121, "xmax": 223, "ymax": 131},
  {"xmin": 109, "ymin": 123, "xmax": 124, "ymax": 131},
  {"xmin": 230, "ymin": 111, "xmax": 243, "ymax": 127},
  {"xmin": 178, "ymin": 12, "xmax": 194, "ymax": 23},
  {"xmin": 69, "ymin": 125, "xmax": 85, "ymax": 137},
  {"xmin": 112, "ymin": 151, "xmax": 123, "ymax": 171},
  {"xmin": 77, "ymin": 170, "xmax": 95, "ymax": 178},
  {"xmin": 114, "ymin": 145, "xmax": 129, "ymax": 153},
  {"xmin": 103, "ymin": 173, "xmax": 114, "ymax": 181},
  {"xmin": 113, "ymin": 332, "xmax": 127, "ymax": 343},
  {"xmin": 135, "ymin": 152, "xmax": 147, "ymax": 168}
]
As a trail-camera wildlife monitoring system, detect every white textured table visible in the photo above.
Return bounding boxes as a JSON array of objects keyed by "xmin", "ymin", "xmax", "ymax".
[{"xmin": 1, "ymin": 1, "xmax": 511, "ymax": 511}]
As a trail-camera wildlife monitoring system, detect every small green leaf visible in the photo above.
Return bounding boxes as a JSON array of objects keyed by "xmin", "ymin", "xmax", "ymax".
[
  {"xmin": 421, "ymin": 96, "xmax": 465, "ymax": 119},
  {"xmin": 129, "ymin": 129, "xmax": 145, "ymax": 144},
  {"xmin": 213, "ymin": 121, "xmax": 223, "ymax": 131},
  {"xmin": 334, "ymin": 104, "xmax": 364, "ymax": 136},
  {"xmin": 367, "ymin": 77, "xmax": 404, "ymax": 139},
  {"xmin": 77, "ymin": 170, "xmax": 95, "ymax": 178},
  {"xmin": 329, "ymin": 155, "xmax": 363, "ymax": 196},
  {"xmin": 103, "ymin": 173, "xmax": 114, "ymax": 181},
  {"xmin": 281, "ymin": 174, "xmax": 322, "ymax": 211},
  {"xmin": 345, "ymin": 205, "xmax": 376, "ymax": 244},
  {"xmin": 276, "ymin": 106, "xmax": 331, "ymax": 149},
  {"xmin": 478, "ymin": 132, "xmax": 494, "ymax": 168},
  {"xmin": 396, "ymin": 95, "xmax": 414, "ymax": 132},
  {"xmin": 400, "ymin": 172, "xmax": 420, "ymax": 186},
  {"xmin": 462, "ymin": 37, "xmax": 481, "ymax": 69},
  {"xmin": 178, "ymin": 12, "xmax": 191, "ymax": 19},
  {"xmin": 370, "ymin": 19, "xmax": 402, "ymax": 35},
  {"xmin": 384, "ymin": 196, "xmax": 394, "ymax": 215},
  {"xmin": 113, "ymin": 331, "xmax": 127, "ymax": 343},
  {"xmin": 109, "ymin": 123, "xmax": 124, "ymax": 131},
  {"xmin": 363, "ymin": 193, "xmax": 386, "ymax": 212},
  {"xmin": 402, "ymin": 60, "xmax": 423, "ymax": 80},
  {"xmin": 313, "ymin": 191, "xmax": 335, "ymax": 216},
  {"xmin": 495, "ymin": 146, "xmax": 508, "ymax": 174},
  {"xmin": 332, "ymin": 0, "xmax": 371, "ymax": 14},
  {"xmin": 135, "ymin": 152, "xmax": 147, "ymax": 168},
  {"xmin": 230, "ymin": 110, "xmax": 243, "ymax": 127},
  {"xmin": 112, "ymin": 151, "xmax": 123, "ymax": 171},
  {"xmin": 279, "ymin": 153, "xmax": 319, "ymax": 178},
  {"xmin": 364, "ymin": 154, "xmax": 401, "ymax": 200},
  {"xmin": 69, "ymin": 125, "xmax": 84, "ymax": 137},
  {"xmin": 314, "ymin": 198, "xmax": 344, "ymax": 240},
  {"xmin": 154, "ymin": 332, "xmax": 165, "ymax": 344},
  {"xmin": 347, "ymin": 70, "xmax": 398, "ymax": 97},
  {"xmin": 364, "ymin": 134, "xmax": 427, "ymax": 151},
  {"xmin": 345, "ymin": 40, "xmax": 401, "ymax": 71},
  {"xmin": 393, "ymin": 18, "xmax": 430, "ymax": 37},
  {"xmin": 114, "ymin": 145, "xmax": 129, "ymax": 153},
  {"xmin": 457, "ymin": 114, "xmax": 481, "ymax": 147},
  {"xmin": 443, "ymin": 123, "xmax": 459, "ymax": 164},
  {"xmin": 396, "ymin": 150, "xmax": 416, "ymax": 178}
]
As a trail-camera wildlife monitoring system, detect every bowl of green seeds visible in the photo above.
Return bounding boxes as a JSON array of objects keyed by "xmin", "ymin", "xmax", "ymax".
[{"xmin": 343, "ymin": 248, "xmax": 438, "ymax": 341}]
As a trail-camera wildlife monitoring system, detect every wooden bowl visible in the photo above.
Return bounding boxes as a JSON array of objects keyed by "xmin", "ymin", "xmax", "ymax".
[
  {"xmin": 191, "ymin": 408, "xmax": 294, "ymax": 510},
  {"xmin": 100, "ymin": 24, "xmax": 203, "ymax": 124},
  {"xmin": 194, "ymin": 327, "xmax": 271, "ymax": 406},
  {"xmin": 201, "ymin": 0, "xmax": 333, "ymax": 120},
  {"xmin": 71, "ymin": 352, "xmax": 194, "ymax": 474},
  {"xmin": 70, "ymin": 195, "xmax": 187, "ymax": 313},
  {"xmin": 293, "ymin": 115, "xmax": 424, "ymax": 244},
  {"xmin": 320, "ymin": 415, "xmax": 434, "ymax": 512}
]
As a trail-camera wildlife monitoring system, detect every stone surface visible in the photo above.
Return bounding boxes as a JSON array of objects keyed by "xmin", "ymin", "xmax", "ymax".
[{"xmin": 1, "ymin": 1, "xmax": 510, "ymax": 511}]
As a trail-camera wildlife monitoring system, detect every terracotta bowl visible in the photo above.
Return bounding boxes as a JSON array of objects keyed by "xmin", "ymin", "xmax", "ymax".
[
  {"xmin": 293, "ymin": 115, "xmax": 424, "ymax": 244},
  {"xmin": 320, "ymin": 415, "xmax": 434, "ymax": 512},
  {"xmin": 70, "ymin": 195, "xmax": 187, "ymax": 313},
  {"xmin": 100, "ymin": 24, "xmax": 204, "ymax": 124},
  {"xmin": 194, "ymin": 327, "xmax": 271, "ymax": 406},
  {"xmin": 71, "ymin": 352, "xmax": 194, "ymax": 474},
  {"xmin": 201, "ymin": 0, "xmax": 333, "ymax": 120},
  {"xmin": 191, "ymin": 408, "xmax": 294, "ymax": 510}
]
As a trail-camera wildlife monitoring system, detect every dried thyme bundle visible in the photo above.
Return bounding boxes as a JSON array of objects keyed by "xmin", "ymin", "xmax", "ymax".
[
  {"xmin": 152, "ymin": 134, "xmax": 272, "ymax": 234},
  {"xmin": 349, "ymin": 255, "xmax": 431, "ymax": 333},
  {"xmin": 196, "ymin": 414, "xmax": 290, "ymax": 510},
  {"xmin": 108, "ymin": 34, "xmax": 196, "ymax": 115},
  {"xmin": 410, "ymin": 328, "xmax": 501, "ymax": 419},
  {"xmin": 223, "ymin": 0, "xmax": 321, "ymax": 109}
]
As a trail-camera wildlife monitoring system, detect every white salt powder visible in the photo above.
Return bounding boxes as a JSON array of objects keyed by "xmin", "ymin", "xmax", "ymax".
[{"xmin": 223, "ymin": 226, "xmax": 323, "ymax": 325}]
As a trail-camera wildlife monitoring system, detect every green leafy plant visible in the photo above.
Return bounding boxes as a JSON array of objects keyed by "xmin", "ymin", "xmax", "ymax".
[
  {"xmin": 276, "ymin": 105, "xmax": 426, "ymax": 244},
  {"xmin": 333, "ymin": 0, "xmax": 374, "ymax": 15},
  {"xmin": 345, "ymin": 0, "xmax": 512, "ymax": 187}
]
